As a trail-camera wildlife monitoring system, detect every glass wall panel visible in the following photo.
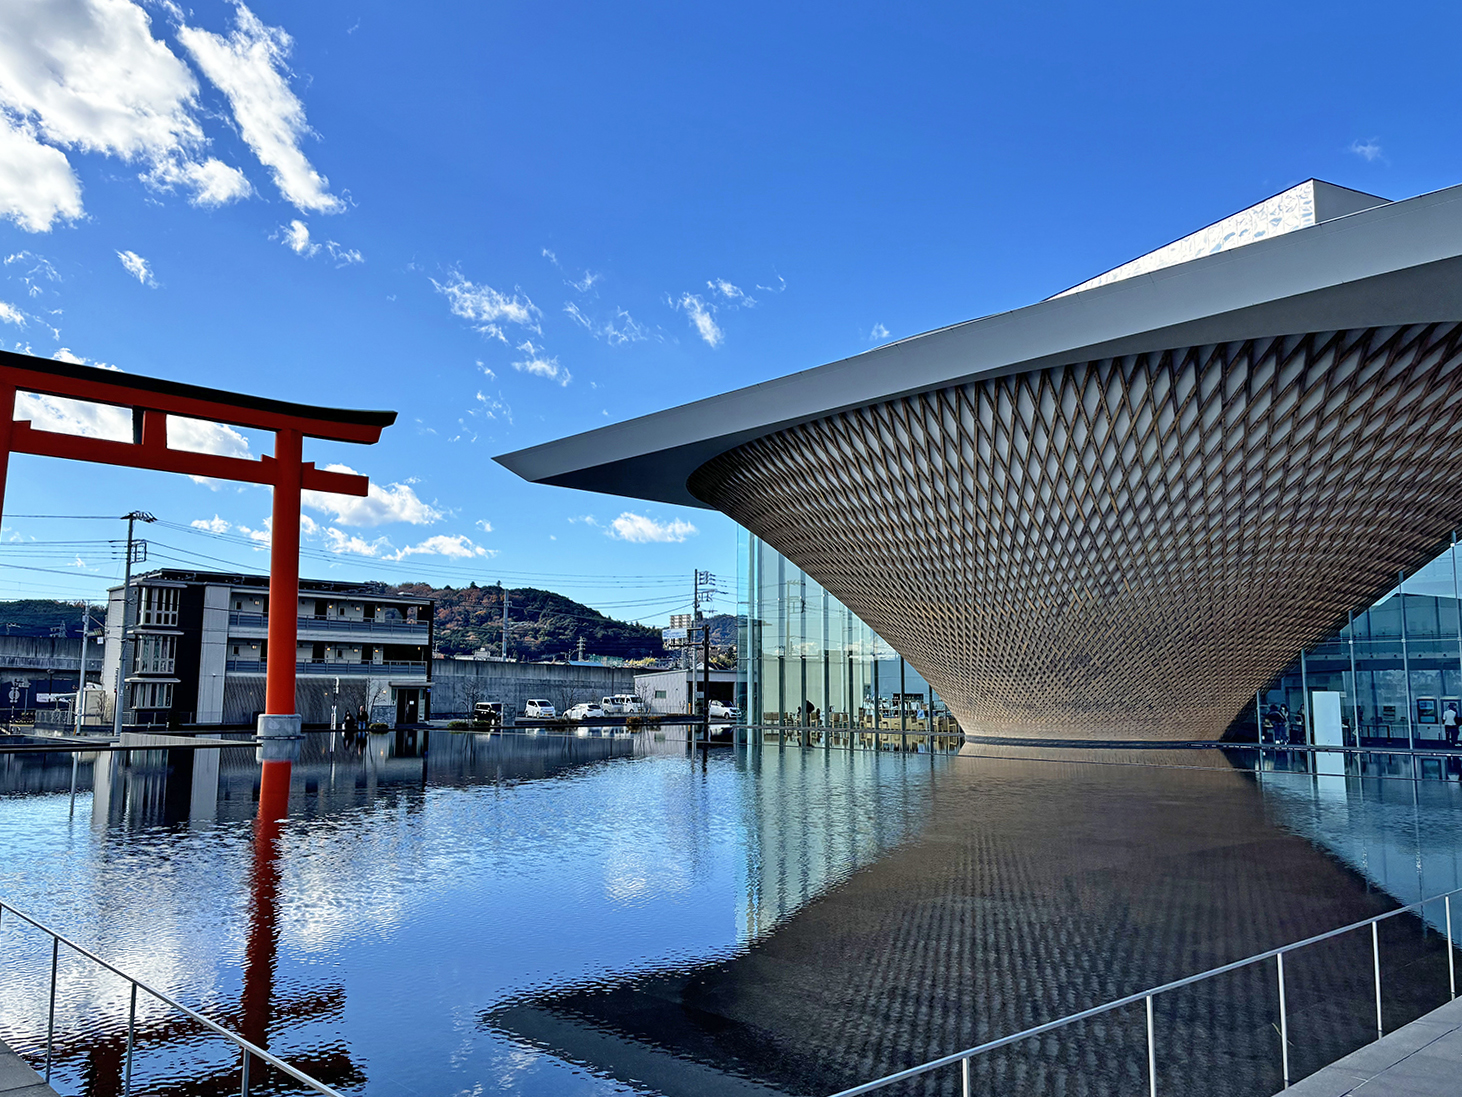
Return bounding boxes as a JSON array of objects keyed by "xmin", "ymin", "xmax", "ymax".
[{"xmin": 738, "ymin": 530, "xmax": 958, "ymax": 752}]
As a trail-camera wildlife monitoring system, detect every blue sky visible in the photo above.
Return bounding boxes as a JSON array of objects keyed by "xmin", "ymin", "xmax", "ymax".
[{"xmin": 1, "ymin": 0, "xmax": 1459, "ymax": 624}]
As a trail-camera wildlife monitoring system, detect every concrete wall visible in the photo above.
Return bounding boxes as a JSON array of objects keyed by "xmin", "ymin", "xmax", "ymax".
[
  {"xmin": 635, "ymin": 668, "xmax": 738, "ymax": 714},
  {"xmin": 0, "ymin": 635, "xmax": 89, "ymax": 672},
  {"xmin": 430, "ymin": 659, "xmax": 637, "ymax": 719}
]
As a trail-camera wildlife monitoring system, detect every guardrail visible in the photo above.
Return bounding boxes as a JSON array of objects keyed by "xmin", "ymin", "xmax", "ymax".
[
  {"xmin": 224, "ymin": 659, "xmax": 428, "ymax": 675},
  {"xmin": 228, "ymin": 612, "xmax": 428, "ymax": 634},
  {"xmin": 828, "ymin": 883, "xmax": 1462, "ymax": 1097},
  {"xmin": 0, "ymin": 898, "xmax": 341, "ymax": 1097}
]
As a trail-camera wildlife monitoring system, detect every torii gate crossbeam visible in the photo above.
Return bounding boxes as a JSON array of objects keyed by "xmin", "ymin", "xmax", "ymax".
[{"xmin": 0, "ymin": 349, "xmax": 397, "ymax": 815}]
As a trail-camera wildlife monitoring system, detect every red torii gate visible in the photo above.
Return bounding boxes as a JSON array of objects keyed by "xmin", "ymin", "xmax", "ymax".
[{"xmin": 0, "ymin": 348, "xmax": 396, "ymax": 815}]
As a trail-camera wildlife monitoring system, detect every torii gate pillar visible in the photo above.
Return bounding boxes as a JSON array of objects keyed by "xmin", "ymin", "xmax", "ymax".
[{"xmin": 257, "ymin": 427, "xmax": 304, "ymax": 814}]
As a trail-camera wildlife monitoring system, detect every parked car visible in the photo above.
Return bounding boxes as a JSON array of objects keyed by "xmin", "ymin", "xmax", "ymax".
[
  {"xmin": 565, "ymin": 702, "xmax": 606, "ymax": 721},
  {"xmin": 613, "ymin": 693, "xmax": 646, "ymax": 714},
  {"xmin": 524, "ymin": 699, "xmax": 557, "ymax": 718},
  {"xmin": 708, "ymin": 700, "xmax": 740, "ymax": 720},
  {"xmin": 472, "ymin": 701, "xmax": 503, "ymax": 727},
  {"xmin": 600, "ymin": 696, "xmax": 622, "ymax": 714}
]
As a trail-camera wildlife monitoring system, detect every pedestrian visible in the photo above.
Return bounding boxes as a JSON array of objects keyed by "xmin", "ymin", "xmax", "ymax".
[
  {"xmin": 1277, "ymin": 704, "xmax": 1291, "ymax": 746},
  {"xmin": 1445, "ymin": 703, "xmax": 1459, "ymax": 747},
  {"xmin": 357, "ymin": 703, "xmax": 368, "ymax": 727}
]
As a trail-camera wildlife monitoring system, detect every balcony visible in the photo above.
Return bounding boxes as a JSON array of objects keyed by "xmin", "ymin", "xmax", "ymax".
[
  {"xmin": 228, "ymin": 612, "xmax": 429, "ymax": 635},
  {"xmin": 224, "ymin": 660, "xmax": 429, "ymax": 676}
]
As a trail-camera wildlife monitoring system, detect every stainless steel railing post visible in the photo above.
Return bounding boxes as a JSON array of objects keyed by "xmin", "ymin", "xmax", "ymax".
[
  {"xmin": 44, "ymin": 934, "xmax": 58, "ymax": 1081},
  {"xmin": 241, "ymin": 1046, "xmax": 250, "ymax": 1097},
  {"xmin": 960, "ymin": 1055, "xmax": 970, "ymax": 1097},
  {"xmin": 125, "ymin": 982, "xmax": 137, "ymax": 1096},
  {"xmin": 1277, "ymin": 952, "xmax": 1290, "ymax": 1089},
  {"xmin": 1448, "ymin": 895, "xmax": 1456, "ymax": 1001},
  {"xmin": 1145, "ymin": 995, "xmax": 1157, "ymax": 1097},
  {"xmin": 1372, "ymin": 921, "xmax": 1384, "ymax": 1040}
]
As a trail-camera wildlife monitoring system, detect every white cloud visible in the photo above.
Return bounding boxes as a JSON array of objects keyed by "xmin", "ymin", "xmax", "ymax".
[
  {"xmin": 0, "ymin": 115, "xmax": 84, "ymax": 231},
  {"xmin": 282, "ymin": 218, "xmax": 313, "ymax": 255},
  {"xmin": 870, "ymin": 322, "xmax": 890, "ymax": 341},
  {"xmin": 674, "ymin": 292, "xmax": 722, "ymax": 347},
  {"xmin": 167, "ymin": 415, "xmax": 251, "ymax": 458},
  {"xmin": 1349, "ymin": 139, "xmax": 1383, "ymax": 163},
  {"xmin": 116, "ymin": 249, "xmax": 155, "ymax": 286},
  {"xmin": 302, "ymin": 463, "xmax": 444, "ymax": 527},
  {"xmin": 511, "ymin": 339, "xmax": 570, "ymax": 386},
  {"xmin": 190, "ymin": 514, "xmax": 230, "ymax": 533},
  {"xmin": 0, "ymin": 0, "xmax": 258, "ymax": 228},
  {"xmin": 474, "ymin": 518, "xmax": 493, "ymax": 532},
  {"xmin": 568, "ymin": 270, "xmax": 600, "ymax": 293},
  {"xmin": 14, "ymin": 391, "xmax": 131, "ymax": 440},
  {"xmin": 541, "ymin": 248, "xmax": 558, "ymax": 266},
  {"xmin": 708, "ymin": 278, "xmax": 754, "ymax": 306},
  {"xmin": 146, "ymin": 154, "xmax": 252, "ymax": 206},
  {"xmin": 319, "ymin": 527, "xmax": 493, "ymax": 560},
  {"xmin": 607, "ymin": 511, "xmax": 698, "ymax": 543},
  {"xmin": 471, "ymin": 390, "xmax": 512, "ymax": 422},
  {"xmin": 755, "ymin": 275, "xmax": 787, "ymax": 293},
  {"xmin": 0, "ymin": 301, "xmax": 24, "ymax": 326},
  {"xmin": 433, "ymin": 272, "xmax": 541, "ymax": 336},
  {"xmin": 390, "ymin": 534, "xmax": 492, "ymax": 560},
  {"xmin": 277, "ymin": 219, "xmax": 361, "ymax": 265},
  {"xmin": 564, "ymin": 302, "xmax": 650, "ymax": 345},
  {"xmin": 175, "ymin": 3, "xmax": 343, "ymax": 213}
]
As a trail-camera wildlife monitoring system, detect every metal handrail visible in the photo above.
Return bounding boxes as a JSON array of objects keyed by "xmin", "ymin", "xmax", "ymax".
[
  {"xmin": 828, "ymin": 882, "xmax": 1462, "ymax": 1097},
  {"xmin": 0, "ymin": 898, "xmax": 343, "ymax": 1097}
]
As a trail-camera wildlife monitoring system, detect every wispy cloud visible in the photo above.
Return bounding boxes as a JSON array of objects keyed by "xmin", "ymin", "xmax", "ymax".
[
  {"xmin": 869, "ymin": 322, "xmax": 890, "ymax": 342},
  {"xmin": 116, "ymin": 250, "xmax": 156, "ymax": 286},
  {"xmin": 0, "ymin": 301, "xmax": 24, "ymax": 327},
  {"xmin": 607, "ymin": 512, "xmax": 698, "ymax": 543},
  {"xmin": 433, "ymin": 271, "xmax": 541, "ymax": 336},
  {"xmin": 708, "ymin": 278, "xmax": 755, "ymax": 306},
  {"xmin": 175, "ymin": 3, "xmax": 344, "ymax": 213},
  {"xmin": 673, "ymin": 292, "xmax": 722, "ymax": 347},
  {"xmin": 276, "ymin": 219, "xmax": 362, "ymax": 265},
  {"xmin": 568, "ymin": 270, "xmax": 601, "ymax": 292},
  {"xmin": 564, "ymin": 302, "xmax": 651, "ymax": 345},
  {"xmin": 1349, "ymin": 138, "xmax": 1384, "ymax": 163},
  {"xmin": 512, "ymin": 339, "xmax": 570, "ymax": 386}
]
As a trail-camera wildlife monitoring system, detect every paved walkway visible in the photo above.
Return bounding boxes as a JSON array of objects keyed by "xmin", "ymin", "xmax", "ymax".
[
  {"xmin": 1287, "ymin": 995, "xmax": 1462, "ymax": 1095},
  {"xmin": 0, "ymin": 1038, "xmax": 57, "ymax": 1097}
]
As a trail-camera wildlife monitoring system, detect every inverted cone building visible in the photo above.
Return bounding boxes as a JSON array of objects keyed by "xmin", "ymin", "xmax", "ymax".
[{"xmin": 498, "ymin": 180, "xmax": 1462, "ymax": 740}]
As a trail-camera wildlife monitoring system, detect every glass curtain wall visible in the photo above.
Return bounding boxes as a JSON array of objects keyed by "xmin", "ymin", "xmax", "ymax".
[
  {"xmin": 738, "ymin": 529, "xmax": 960, "ymax": 752},
  {"xmin": 1260, "ymin": 537, "xmax": 1462, "ymax": 748}
]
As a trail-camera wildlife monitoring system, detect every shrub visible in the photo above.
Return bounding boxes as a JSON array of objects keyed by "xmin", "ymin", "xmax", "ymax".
[
  {"xmin": 369, "ymin": 722, "xmax": 389, "ymax": 730},
  {"xmin": 447, "ymin": 720, "xmax": 469, "ymax": 730}
]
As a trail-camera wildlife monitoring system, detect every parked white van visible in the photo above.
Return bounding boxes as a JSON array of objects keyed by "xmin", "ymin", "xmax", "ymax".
[
  {"xmin": 613, "ymin": 693, "xmax": 646, "ymax": 714},
  {"xmin": 524, "ymin": 699, "xmax": 556, "ymax": 718}
]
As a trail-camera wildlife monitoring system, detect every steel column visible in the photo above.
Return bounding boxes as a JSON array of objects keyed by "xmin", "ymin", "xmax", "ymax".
[{"xmin": 1277, "ymin": 952, "xmax": 1290, "ymax": 1089}]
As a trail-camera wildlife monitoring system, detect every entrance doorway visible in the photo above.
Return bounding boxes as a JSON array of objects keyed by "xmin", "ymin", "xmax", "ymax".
[{"xmin": 396, "ymin": 688, "xmax": 421, "ymax": 726}]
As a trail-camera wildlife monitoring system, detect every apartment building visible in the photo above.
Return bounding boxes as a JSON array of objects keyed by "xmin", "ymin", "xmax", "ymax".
[{"xmin": 102, "ymin": 569, "xmax": 433, "ymax": 728}]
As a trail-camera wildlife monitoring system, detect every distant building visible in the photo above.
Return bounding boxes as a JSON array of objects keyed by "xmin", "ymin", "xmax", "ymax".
[{"xmin": 102, "ymin": 570, "xmax": 433, "ymax": 728}]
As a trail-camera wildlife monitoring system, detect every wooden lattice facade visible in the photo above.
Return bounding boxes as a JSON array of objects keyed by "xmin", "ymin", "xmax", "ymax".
[{"xmin": 690, "ymin": 325, "xmax": 1462, "ymax": 739}]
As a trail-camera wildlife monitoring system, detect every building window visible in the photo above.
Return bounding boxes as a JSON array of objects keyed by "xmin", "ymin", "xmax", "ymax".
[
  {"xmin": 130, "ymin": 681, "xmax": 173, "ymax": 709},
  {"xmin": 139, "ymin": 586, "xmax": 180, "ymax": 626},
  {"xmin": 654, "ymin": 689, "xmax": 667, "ymax": 699},
  {"xmin": 133, "ymin": 634, "xmax": 177, "ymax": 674},
  {"xmin": 234, "ymin": 600, "xmax": 242, "ymax": 611},
  {"xmin": 232, "ymin": 645, "xmax": 240, "ymax": 656}
]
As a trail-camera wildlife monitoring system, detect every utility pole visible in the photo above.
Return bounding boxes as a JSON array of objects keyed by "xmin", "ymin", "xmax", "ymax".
[
  {"xmin": 75, "ymin": 603, "xmax": 91, "ymax": 736},
  {"xmin": 501, "ymin": 583, "xmax": 510, "ymax": 662},
  {"xmin": 112, "ymin": 510, "xmax": 156, "ymax": 737}
]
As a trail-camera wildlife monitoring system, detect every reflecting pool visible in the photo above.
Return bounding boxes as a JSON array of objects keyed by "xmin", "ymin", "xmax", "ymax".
[{"xmin": 0, "ymin": 734, "xmax": 1460, "ymax": 1097}]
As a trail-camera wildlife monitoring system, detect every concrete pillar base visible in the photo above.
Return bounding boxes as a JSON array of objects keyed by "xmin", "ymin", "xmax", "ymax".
[{"xmin": 256, "ymin": 713, "xmax": 303, "ymax": 763}]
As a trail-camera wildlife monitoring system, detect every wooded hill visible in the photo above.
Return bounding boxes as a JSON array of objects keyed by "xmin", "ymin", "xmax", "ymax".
[
  {"xmin": 391, "ymin": 582, "xmax": 690, "ymax": 662},
  {"xmin": 0, "ymin": 600, "xmax": 106, "ymax": 638}
]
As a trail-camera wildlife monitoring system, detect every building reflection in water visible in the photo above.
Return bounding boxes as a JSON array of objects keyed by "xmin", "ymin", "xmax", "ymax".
[{"xmin": 0, "ymin": 729, "xmax": 643, "ymax": 1096}]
